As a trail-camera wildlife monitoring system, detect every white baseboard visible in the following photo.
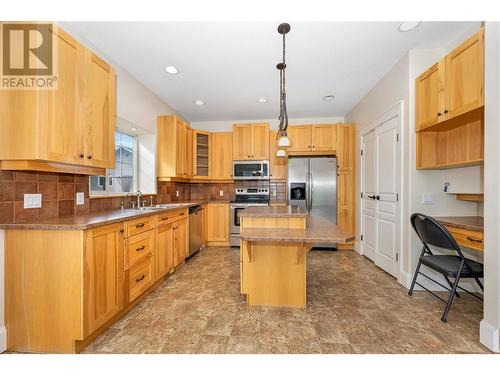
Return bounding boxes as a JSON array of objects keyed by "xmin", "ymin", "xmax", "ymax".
[
  {"xmin": 0, "ymin": 325, "xmax": 6, "ymax": 353},
  {"xmin": 353, "ymin": 241, "xmax": 361, "ymax": 254},
  {"xmin": 480, "ymin": 320, "xmax": 500, "ymax": 353}
]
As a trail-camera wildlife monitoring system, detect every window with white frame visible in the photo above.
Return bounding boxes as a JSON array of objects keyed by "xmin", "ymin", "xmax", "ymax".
[{"xmin": 90, "ymin": 130, "xmax": 137, "ymax": 195}]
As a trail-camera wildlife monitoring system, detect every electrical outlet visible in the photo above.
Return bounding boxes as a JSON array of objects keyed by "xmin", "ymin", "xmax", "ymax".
[
  {"xmin": 76, "ymin": 192, "xmax": 84, "ymax": 205},
  {"xmin": 219, "ymin": 190, "xmax": 224, "ymax": 197},
  {"xmin": 422, "ymin": 193, "xmax": 434, "ymax": 205},
  {"xmin": 272, "ymin": 190, "xmax": 277, "ymax": 198},
  {"xmin": 176, "ymin": 190, "xmax": 180, "ymax": 198},
  {"xmin": 24, "ymin": 193, "xmax": 42, "ymax": 209}
]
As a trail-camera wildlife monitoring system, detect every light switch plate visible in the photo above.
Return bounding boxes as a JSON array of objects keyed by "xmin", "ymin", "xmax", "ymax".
[
  {"xmin": 176, "ymin": 190, "xmax": 180, "ymax": 198},
  {"xmin": 76, "ymin": 192, "xmax": 84, "ymax": 205},
  {"xmin": 272, "ymin": 190, "xmax": 277, "ymax": 198},
  {"xmin": 24, "ymin": 193, "xmax": 42, "ymax": 209},
  {"xmin": 219, "ymin": 190, "xmax": 224, "ymax": 197},
  {"xmin": 422, "ymin": 193, "xmax": 434, "ymax": 205}
]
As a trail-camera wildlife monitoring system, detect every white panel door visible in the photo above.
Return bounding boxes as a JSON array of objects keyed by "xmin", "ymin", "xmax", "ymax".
[
  {"xmin": 361, "ymin": 112, "xmax": 400, "ymax": 278},
  {"xmin": 361, "ymin": 131, "xmax": 377, "ymax": 261},
  {"xmin": 374, "ymin": 117, "xmax": 399, "ymax": 277}
]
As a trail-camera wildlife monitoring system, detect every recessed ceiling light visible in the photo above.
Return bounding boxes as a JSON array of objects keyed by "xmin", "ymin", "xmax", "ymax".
[
  {"xmin": 258, "ymin": 97, "xmax": 268, "ymax": 103},
  {"xmin": 195, "ymin": 99, "xmax": 204, "ymax": 106},
  {"xmin": 164, "ymin": 65, "xmax": 179, "ymax": 75},
  {"xmin": 131, "ymin": 127, "xmax": 137, "ymax": 132},
  {"xmin": 399, "ymin": 22, "xmax": 421, "ymax": 32},
  {"xmin": 323, "ymin": 95, "xmax": 335, "ymax": 101}
]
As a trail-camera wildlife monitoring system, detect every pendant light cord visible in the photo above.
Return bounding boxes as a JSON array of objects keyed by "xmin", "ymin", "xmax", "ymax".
[{"xmin": 278, "ymin": 29, "xmax": 289, "ymax": 138}]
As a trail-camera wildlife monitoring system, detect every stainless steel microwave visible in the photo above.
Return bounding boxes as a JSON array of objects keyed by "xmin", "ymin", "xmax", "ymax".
[{"xmin": 232, "ymin": 160, "xmax": 269, "ymax": 180}]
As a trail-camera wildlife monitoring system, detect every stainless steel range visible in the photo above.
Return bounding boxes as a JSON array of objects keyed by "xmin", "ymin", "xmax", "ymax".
[{"xmin": 229, "ymin": 187, "xmax": 270, "ymax": 246}]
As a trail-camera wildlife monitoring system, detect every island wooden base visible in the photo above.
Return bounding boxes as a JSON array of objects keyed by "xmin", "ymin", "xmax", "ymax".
[{"xmin": 240, "ymin": 240, "xmax": 312, "ymax": 308}]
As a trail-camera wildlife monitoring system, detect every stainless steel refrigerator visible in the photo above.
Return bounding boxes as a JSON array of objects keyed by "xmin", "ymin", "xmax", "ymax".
[{"xmin": 288, "ymin": 157, "xmax": 337, "ymax": 247}]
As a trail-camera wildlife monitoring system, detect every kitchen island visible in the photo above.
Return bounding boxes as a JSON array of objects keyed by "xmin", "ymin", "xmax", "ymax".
[{"xmin": 239, "ymin": 205, "xmax": 354, "ymax": 308}]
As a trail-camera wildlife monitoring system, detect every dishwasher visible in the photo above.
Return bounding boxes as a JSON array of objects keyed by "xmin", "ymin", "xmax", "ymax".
[{"xmin": 188, "ymin": 205, "xmax": 204, "ymax": 257}]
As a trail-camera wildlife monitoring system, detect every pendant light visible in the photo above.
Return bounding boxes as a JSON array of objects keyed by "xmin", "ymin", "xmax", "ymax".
[{"xmin": 276, "ymin": 23, "xmax": 291, "ymax": 157}]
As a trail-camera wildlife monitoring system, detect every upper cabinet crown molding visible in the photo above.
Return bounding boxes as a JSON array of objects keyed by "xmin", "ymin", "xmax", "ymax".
[{"xmin": 0, "ymin": 23, "xmax": 116, "ymax": 175}]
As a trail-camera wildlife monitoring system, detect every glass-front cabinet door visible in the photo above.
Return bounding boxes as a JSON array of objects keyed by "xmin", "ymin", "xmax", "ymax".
[{"xmin": 194, "ymin": 131, "xmax": 209, "ymax": 178}]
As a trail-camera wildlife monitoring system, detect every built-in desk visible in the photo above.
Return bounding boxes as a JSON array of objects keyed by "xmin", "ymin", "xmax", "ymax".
[{"xmin": 435, "ymin": 216, "xmax": 484, "ymax": 251}]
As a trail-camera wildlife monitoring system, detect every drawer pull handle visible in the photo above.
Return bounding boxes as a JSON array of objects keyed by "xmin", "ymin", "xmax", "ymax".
[
  {"xmin": 466, "ymin": 236, "xmax": 482, "ymax": 243},
  {"xmin": 136, "ymin": 245, "xmax": 146, "ymax": 252},
  {"xmin": 180, "ymin": 213, "xmax": 185, "ymax": 216},
  {"xmin": 161, "ymin": 217, "xmax": 169, "ymax": 221},
  {"xmin": 135, "ymin": 275, "xmax": 145, "ymax": 283},
  {"xmin": 135, "ymin": 223, "xmax": 145, "ymax": 228}
]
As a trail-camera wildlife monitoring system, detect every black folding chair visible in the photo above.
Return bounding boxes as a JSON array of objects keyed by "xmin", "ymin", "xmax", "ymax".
[{"xmin": 408, "ymin": 213, "xmax": 484, "ymax": 322}]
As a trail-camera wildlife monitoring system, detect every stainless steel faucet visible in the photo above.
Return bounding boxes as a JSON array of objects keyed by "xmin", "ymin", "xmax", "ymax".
[{"xmin": 136, "ymin": 190, "xmax": 142, "ymax": 209}]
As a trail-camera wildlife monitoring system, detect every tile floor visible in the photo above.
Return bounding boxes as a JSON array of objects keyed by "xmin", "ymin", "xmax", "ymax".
[{"xmin": 83, "ymin": 247, "xmax": 491, "ymax": 354}]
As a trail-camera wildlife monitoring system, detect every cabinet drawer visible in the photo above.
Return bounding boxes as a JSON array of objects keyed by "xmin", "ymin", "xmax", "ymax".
[
  {"xmin": 128, "ymin": 254, "xmax": 154, "ymax": 303},
  {"xmin": 157, "ymin": 209, "xmax": 188, "ymax": 226},
  {"xmin": 445, "ymin": 225, "xmax": 484, "ymax": 251},
  {"xmin": 126, "ymin": 215, "xmax": 156, "ymax": 237},
  {"xmin": 125, "ymin": 229, "xmax": 154, "ymax": 270}
]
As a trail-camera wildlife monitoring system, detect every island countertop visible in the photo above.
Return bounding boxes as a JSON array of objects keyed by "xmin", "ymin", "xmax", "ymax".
[
  {"xmin": 239, "ymin": 205, "xmax": 309, "ymax": 218},
  {"xmin": 239, "ymin": 205, "xmax": 353, "ymax": 243}
]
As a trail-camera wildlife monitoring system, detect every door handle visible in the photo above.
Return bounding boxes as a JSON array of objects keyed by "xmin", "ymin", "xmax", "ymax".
[
  {"xmin": 367, "ymin": 195, "xmax": 376, "ymax": 199},
  {"xmin": 375, "ymin": 195, "xmax": 380, "ymax": 200},
  {"xmin": 466, "ymin": 236, "xmax": 482, "ymax": 243}
]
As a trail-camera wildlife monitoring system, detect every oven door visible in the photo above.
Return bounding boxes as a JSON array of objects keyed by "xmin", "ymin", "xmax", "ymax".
[{"xmin": 230, "ymin": 204, "xmax": 247, "ymax": 234}]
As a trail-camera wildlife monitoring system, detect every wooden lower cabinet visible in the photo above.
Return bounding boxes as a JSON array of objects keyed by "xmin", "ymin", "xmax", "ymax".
[
  {"xmin": 206, "ymin": 203, "xmax": 230, "ymax": 246},
  {"xmin": 156, "ymin": 222, "xmax": 174, "ymax": 280},
  {"xmin": 173, "ymin": 217, "xmax": 189, "ymax": 267},
  {"xmin": 84, "ymin": 223, "xmax": 125, "ymax": 336},
  {"xmin": 4, "ymin": 210, "xmax": 189, "ymax": 353}
]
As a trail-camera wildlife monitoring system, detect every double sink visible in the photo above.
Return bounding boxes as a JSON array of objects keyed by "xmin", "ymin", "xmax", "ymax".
[{"xmin": 123, "ymin": 203, "xmax": 193, "ymax": 212}]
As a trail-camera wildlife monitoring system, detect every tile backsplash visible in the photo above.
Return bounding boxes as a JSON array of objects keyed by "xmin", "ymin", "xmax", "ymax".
[{"xmin": 0, "ymin": 169, "xmax": 286, "ymax": 224}]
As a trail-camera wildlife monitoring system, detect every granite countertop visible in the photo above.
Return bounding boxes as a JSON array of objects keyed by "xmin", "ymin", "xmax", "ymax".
[
  {"xmin": 240, "ymin": 216, "xmax": 354, "ymax": 244},
  {"xmin": 435, "ymin": 216, "xmax": 484, "ymax": 231},
  {"xmin": 239, "ymin": 205, "xmax": 309, "ymax": 218},
  {"xmin": 0, "ymin": 200, "xmax": 229, "ymax": 231}
]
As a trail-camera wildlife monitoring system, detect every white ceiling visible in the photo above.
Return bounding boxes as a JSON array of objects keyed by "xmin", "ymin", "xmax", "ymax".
[{"xmin": 64, "ymin": 21, "xmax": 475, "ymax": 122}]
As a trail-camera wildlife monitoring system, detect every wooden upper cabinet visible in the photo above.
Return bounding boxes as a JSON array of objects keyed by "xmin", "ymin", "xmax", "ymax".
[
  {"xmin": 445, "ymin": 29, "xmax": 484, "ymax": 119},
  {"xmin": 232, "ymin": 124, "xmax": 253, "ymax": 160},
  {"xmin": 232, "ymin": 123, "xmax": 269, "ymax": 160},
  {"xmin": 175, "ymin": 119, "xmax": 187, "ymax": 178},
  {"xmin": 83, "ymin": 223, "xmax": 124, "ymax": 335},
  {"xmin": 312, "ymin": 125, "xmax": 337, "ymax": 151},
  {"xmin": 416, "ymin": 60, "xmax": 446, "ymax": 131},
  {"xmin": 269, "ymin": 130, "xmax": 287, "ymax": 180},
  {"xmin": 45, "ymin": 28, "xmax": 85, "ymax": 165},
  {"xmin": 210, "ymin": 132, "xmax": 233, "ymax": 179},
  {"xmin": 415, "ymin": 28, "xmax": 484, "ymax": 133},
  {"xmin": 251, "ymin": 123, "xmax": 270, "ymax": 159},
  {"xmin": 287, "ymin": 125, "xmax": 312, "ymax": 152},
  {"xmin": 84, "ymin": 51, "xmax": 116, "ymax": 168},
  {"xmin": 186, "ymin": 127, "xmax": 193, "ymax": 178},
  {"xmin": 337, "ymin": 124, "xmax": 355, "ymax": 171},
  {"xmin": 0, "ymin": 24, "xmax": 115, "ymax": 175},
  {"xmin": 193, "ymin": 130, "xmax": 210, "ymax": 178}
]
